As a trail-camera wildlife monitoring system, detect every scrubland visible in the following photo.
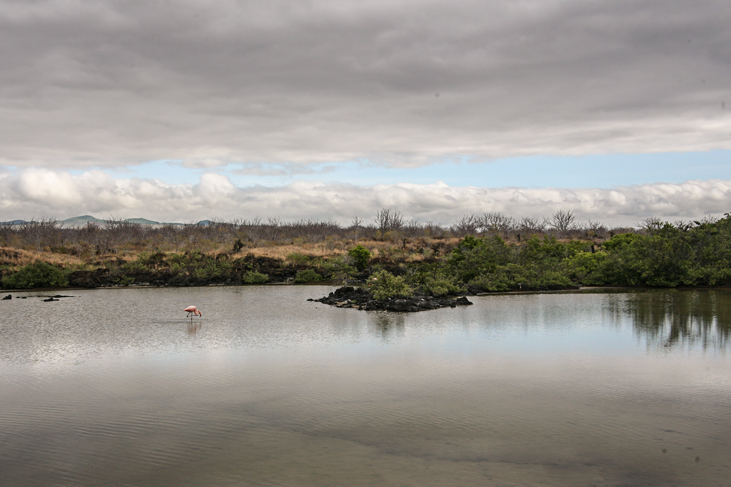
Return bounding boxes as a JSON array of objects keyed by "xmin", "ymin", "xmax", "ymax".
[{"xmin": 2, "ymin": 210, "xmax": 728, "ymax": 296}]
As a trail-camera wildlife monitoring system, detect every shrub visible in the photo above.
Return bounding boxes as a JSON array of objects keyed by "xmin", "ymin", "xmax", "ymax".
[
  {"xmin": 408, "ymin": 264, "xmax": 464, "ymax": 296},
  {"xmin": 294, "ymin": 269, "xmax": 323, "ymax": 283},
  {"xmin": 603, "ymin": 233, "xmax": 640, "ymax": 251},
  {"xmin": 243, "ymin": 271, "xmax": 269, "ymax": 284},
  {"xmin": 368, "ymin": 270, "xmax": 413, "ymax": 299},
  {"xmin": 447, "ymin": 236, "xmax": 511, "ymax": 283},
  {"xmin": 320, "ymin": 257, "xmax": 356, "ymax": 281},
  {"xmin": 420, "ymin": 275, "xmax": 464, "ymax": 296},
  {"xmin": 117, "ymin": 276, "xmax": 135, "ymax": 286},
  {"xmin": 566, "ymin": 251, "xmax": 609, "ymax": 285},
  {"xmin": 348, "ymin": 245, "xmax": 371, "ymax": 271},
  {"xmin": 287, "ymin": 253, "xmax": 312, "ymax": 265},
  {"xmin": 468, "ymin": 263, "xmax": 574, "ymax": 292},
  {"xmin": 2, "ymin": 262, "xmax": 69, "ymax": 289}
]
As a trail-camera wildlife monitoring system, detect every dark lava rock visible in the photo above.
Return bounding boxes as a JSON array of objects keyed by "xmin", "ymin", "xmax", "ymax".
[
  {"xmin": 2, "ymin": 294, "xmax": 10, "ymax": 300},
  {"xmin": 43, "ymin": 297, "xmax": 59, "ymax": 302},
  {"xmin": 310, "ymin": 286, "xmax": 473, "ymax": 312}
]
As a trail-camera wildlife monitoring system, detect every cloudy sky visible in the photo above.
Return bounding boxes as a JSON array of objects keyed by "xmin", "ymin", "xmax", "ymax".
[{"xmin": 1, "ymin": 0, "xmax": 730, "ymax": 226}]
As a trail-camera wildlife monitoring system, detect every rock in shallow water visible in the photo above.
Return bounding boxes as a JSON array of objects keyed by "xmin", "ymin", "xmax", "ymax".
[{"xmin": 309, "ymin": 286, "xmax": 472, "ymax": 312}]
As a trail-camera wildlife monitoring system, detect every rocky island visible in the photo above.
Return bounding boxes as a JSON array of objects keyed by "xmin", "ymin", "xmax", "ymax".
[{"xmin": 310, "ymin": 286, "xmax": 472, "ymax": 312}]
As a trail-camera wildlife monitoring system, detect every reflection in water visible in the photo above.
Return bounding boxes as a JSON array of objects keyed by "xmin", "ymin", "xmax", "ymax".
[
  {"xmin": 371, "ymin": 313, "xmax": 405, "ymax": 338},
  {"xmin": 1, "ymin": 287, "xmax": 730, "ymax": 486},
  {"xmin": 607, "ymin": 289, "xmax": 731, "ymax": 350},
  {"xmin": 187, "ymin": 322, "xmax": 202, "ymax": 335}
]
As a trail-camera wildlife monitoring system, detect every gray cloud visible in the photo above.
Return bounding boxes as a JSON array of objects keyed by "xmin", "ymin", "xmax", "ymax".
[
  {"xmin": 1, "ymin": 169, "xmax": 729, "ymax": 227},
  {"xmin": 1, "ymin": 0, "xmax": 730, "ymax": 168}
]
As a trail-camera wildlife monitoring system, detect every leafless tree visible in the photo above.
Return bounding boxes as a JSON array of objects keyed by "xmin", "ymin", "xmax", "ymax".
[
  {"xmin": 481, "ymin": 213, "xmax": 514, "ymax": 236},
  {"xmin": 16, "ymin": 218, "xmax": 62, "ymax": 251},
  {"xmin": 585, "ymin": 220, "xmax": 607, "ymax": 238},
  {"xmin": 548, "ymin": 210, "xmax": 576, "ymax": 236},
  {"xmin": 374, "ymin": 208, "xmax": 404, "ymax": 232},
  {"xmin": 518, "ymin": 217, "xmax": 546, "ymax": 234},
  {"xmin": 640, "ymin": 217, "xmax": 663, "ymax": 233},
  {"xmin": 451, "ymin": 214, "xmax": 480, "ymax": 236}
]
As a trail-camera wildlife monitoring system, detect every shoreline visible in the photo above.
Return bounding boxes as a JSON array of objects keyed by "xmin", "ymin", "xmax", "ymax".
[{"xmin": 4, "ymin": 282, "xmax": 729, "ymax": 295}]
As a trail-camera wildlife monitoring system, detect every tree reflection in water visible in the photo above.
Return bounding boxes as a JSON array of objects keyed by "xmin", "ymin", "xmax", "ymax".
[
  {"xmin": 371, "ymin": 313, "xmax": 405, "ymax": 339},
  {"xmin": 608, "ymin": 290, "xmax": 731, "ymax": 350}
]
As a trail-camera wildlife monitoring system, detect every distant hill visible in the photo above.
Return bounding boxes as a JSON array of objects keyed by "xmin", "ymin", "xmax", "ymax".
[
  {"xmin": 2, "ymin": 216, "xmax": 185, "ymax": 227},
  {"xmin": 59, "ymin": 215, "xmax": 106, "ymax": 226},
  {"xmin": 124, "ymin": 218, "xmax": 161, "ymax": 225},
  {"xmin": 59, "ymin": 216, "xmax": 164, "ymax": 227}
]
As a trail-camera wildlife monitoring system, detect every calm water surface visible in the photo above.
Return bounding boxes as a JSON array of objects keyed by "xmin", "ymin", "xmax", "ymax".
[{"xmin": 1, "ymin": 286, "xmax": 730, "ymax": 486}]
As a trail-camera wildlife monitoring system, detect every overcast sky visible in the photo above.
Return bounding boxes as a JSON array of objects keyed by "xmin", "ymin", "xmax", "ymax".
[{"xmin": 1, "ymin": 0, "xmax": 730, "ymax": 226}]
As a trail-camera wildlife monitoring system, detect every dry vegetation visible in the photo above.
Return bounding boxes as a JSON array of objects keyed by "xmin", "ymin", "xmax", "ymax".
[
  {"xmin": 4, "ymin": 211, "xmax": 726, "ymax": 293},
  {"xmin": 0, "ymin": 210, "xmax": 631, "ymax": 271}
]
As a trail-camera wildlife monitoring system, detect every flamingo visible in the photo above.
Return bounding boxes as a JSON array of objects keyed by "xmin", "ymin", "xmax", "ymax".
[{"xmin": 184, "ymin": 305, "xmax": 202, "ymax": 318}]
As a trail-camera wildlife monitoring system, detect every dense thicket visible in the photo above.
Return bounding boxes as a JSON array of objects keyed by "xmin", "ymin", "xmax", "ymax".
[
  {"xmin": 1, "ymin": 262, "xmax": 69, "ymax": 289},
  {"xmin": 407, "ymin": 215, "xmax": 731, "ymax": 294}
]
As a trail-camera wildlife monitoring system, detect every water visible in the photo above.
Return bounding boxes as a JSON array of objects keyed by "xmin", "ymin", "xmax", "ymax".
[{"xmin": 1, "ymin": 286, "xmax": 730, "ymax": 486}]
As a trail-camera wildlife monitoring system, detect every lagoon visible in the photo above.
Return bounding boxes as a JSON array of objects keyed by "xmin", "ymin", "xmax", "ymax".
[{"xmin": 1, "ymin": 286, "xmax": 730, "ymax": 486}]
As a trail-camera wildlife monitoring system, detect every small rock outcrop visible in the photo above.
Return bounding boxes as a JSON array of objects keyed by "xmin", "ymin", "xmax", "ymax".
[{"xmin": 309, "ymin": 286, "xmax": 473, "ymax": 312}]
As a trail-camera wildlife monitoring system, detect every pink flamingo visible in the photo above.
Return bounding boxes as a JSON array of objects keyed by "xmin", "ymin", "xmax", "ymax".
[{"xmin": 184, "ymin": 305, "xmax": 202, "ymax": 318}]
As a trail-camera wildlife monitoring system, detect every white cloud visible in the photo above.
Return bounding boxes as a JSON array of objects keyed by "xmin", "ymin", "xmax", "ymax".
[
  {"xmin": 1, "ymin": 169, "xmax": 729, "ymax": 227},
  {"xmin": 0, "ymin": 0, "xmax": 729, "ymax": 168}
]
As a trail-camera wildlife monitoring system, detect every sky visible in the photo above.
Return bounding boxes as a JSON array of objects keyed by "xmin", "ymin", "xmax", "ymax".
[{"xmin": 1, "ymin": 0, "xmax": 730, "ymax": 227}]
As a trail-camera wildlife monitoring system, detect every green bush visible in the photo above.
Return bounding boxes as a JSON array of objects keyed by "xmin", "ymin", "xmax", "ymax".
[
  {"xmin": 408, "ymin": 264, "xmax": 464, "ymax": 296},
  {"xmin": 320, "ymin": 257, "xmax": 356, "ymax": 281},
  {"xmin": 243, "ymin": 271, "xmax": 269, "ymax": 284},
  {"xmin": 602, "ymin": 233, "xmax": 640, "ymax": 251},
  {"xmin": 421, "ymin": 275, "xmax": 463, "ymax": 296},
  {"xmin": 294, "ymin": 269, "xmax": 323, "ymax": 283},
  {"xmin": 468, "ymin": 263, "xmax": 575, "ymax": 292},
  {"xmin": 2, "ymin": 262, "xmax": 69, "ymax": 289},
  {"xmin": 117, "ymin": 276, "xmax": 135, "ymax": 286},
  {"xmin": 566, "ymin": 251, "xmax": 609, "ymax": 285},
  {"xmin": 348, "ymin": 245, "xmax": 371, "ymax": 271},
  {"xmin": 468, "ymin": 264, "xmax": 527, "ymax": 292},
  {"xmin": 368, "ymin": 270, "xmax": 413, "ymax": 299},
  {"xmin": 448, "ymin": 235, "xmax": 511, "ymax": 282}
]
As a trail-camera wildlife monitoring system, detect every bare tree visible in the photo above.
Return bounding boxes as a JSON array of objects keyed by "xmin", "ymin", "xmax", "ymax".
[
  {"xmin": 17, "ymin": 218, "xmax": 61, "ymax": 251},
  {"xmin": 518, "ymin": 217, "xmax": 546, "ymax": 234},
  {"xmin": 451, "ymin": 214, "xmax": 480, "ymax": 236},
  {"xmin": 548, "ymin": 210, "xmax": 576, "ymax": 236},
  {"xmin": 481, "ymin": 212, "xmax": 514, "ymax": 236},
  {"xmin": 402, "ymin": 219, "xmax": 424, "ymax": 237},
  {"xmin": 640, "ymin": 217, "xmax": 663, "ymax": 233},
  {"xmin": 585, "ymin": 220, "xmax": 607, "ymax": 239},
  {"xmin": 374, "ymin": 208, "xmax": 404, "ymax": 232}
]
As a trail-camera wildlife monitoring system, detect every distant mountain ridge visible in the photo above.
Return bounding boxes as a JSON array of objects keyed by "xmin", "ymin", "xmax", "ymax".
[
  {"xmin": 1, "ymin": 216, "xmax": 195, "ymax": 226},
  {"xmin": 59, "ymin": 215, "xmax": 106, "ymax": 226}
]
